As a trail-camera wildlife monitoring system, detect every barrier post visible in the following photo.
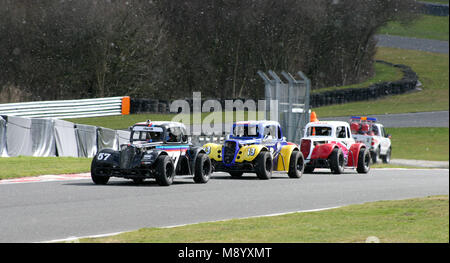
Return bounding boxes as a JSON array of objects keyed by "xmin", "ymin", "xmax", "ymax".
[{"xmin": 121, "ymin": 96, "xmax": 130, "ymax": 115}]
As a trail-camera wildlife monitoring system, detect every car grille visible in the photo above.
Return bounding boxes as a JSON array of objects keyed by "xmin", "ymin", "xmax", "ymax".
[
  {"xmin": 223, "ymin": 141, "xmax": 237, "ymax": 165},
  {"xmin": 120, "ymin": 145, "xmax": 138, "ymax": 169}
]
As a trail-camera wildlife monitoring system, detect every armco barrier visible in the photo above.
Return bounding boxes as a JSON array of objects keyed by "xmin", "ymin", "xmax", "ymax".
[{"xmin": 0, "ymin": 96, "xmax": 130, "ymax": 119}]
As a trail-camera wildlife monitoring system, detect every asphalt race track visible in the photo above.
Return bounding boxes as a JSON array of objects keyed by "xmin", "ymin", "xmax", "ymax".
[
  {"xmin": 322, "ymin": 111, "xmax": 449, "ymax": 128},
  {"xmin": 0, "ymin": 169, "xmax": 448, "ymax": 243},
  {"xmin": 375, "ymin": 35, "xmax": 449, "ymax": 54}
]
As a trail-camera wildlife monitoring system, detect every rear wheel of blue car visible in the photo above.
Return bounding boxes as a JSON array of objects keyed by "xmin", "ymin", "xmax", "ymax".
[
  {"xmin": 91, "ymin": 158, "xmax": 110, "ymax": 185},
  {"xmin": 255, "ymin": 151, "xmax": 272, "ymax": 180},
  {"xmin": 155, "ymin": 155, "xmax": 175, "ymax": 186},
  {"xmin": 194, "ymin": 153, "xmax": 211, "ymax": 184},
  {"xmin": 288, "ymin": 151, "xmax": 304, "ymax": 178}
]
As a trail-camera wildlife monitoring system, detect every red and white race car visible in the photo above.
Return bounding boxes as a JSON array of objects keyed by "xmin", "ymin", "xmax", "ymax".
[
  {"xmin": 349, "ymin": 116, "xmax": 392, "ymax": 164},
  {"xmin": 300, "ymin": 121, "xmax": 371, "ymax": 174}
]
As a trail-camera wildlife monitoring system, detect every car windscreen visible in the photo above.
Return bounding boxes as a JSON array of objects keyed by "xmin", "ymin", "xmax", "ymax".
[
  {"xmin": 306, "ymin": 126, "xmax": 332, "ymax": 136},
  {"xmin": 232, "ymin": 125, "xmax": 260, "ymax": 138},
  {"xmin": 131, "ymin": 131, "xmax": 163, "ymax": 142},
  {"xmin": 131, "ymin": 126, "xmax": 164, "ymax": 142}
]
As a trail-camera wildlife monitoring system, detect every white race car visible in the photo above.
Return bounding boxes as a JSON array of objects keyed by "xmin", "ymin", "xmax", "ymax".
[{"xmin": 349, "ymin": 116, "xmax": 392, "ymax": 164}]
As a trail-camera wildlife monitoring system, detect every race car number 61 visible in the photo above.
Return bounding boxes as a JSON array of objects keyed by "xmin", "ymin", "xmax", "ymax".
[{"xmin": 97, "ymin": 153, "xmax": 111, "ymax": 160}]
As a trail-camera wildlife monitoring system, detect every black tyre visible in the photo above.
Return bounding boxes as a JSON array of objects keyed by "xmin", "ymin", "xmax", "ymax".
[
  {"xmin": 371, "ymin": 146, "xmax": 380, "ymax": 164},
  {"xmin": 288, "ymin": 151, "xmax": 304, "ymax": 178},
  {"xmin": 193, "ymin": 153, "xmax": 211, "ymax": 184},
  {"xmin": 382, "ymin": 147, "xmax": 392, "ymax": 164},
  {"xmin": 254, "ymin": 151, "xmax": 273, "ymax": 180},
  {"xmin": 91, "ymin": 158, "xmax": 110, "ymax": 185},
  {"xmin": 357, "ymin": 147, "xmax": 370, "ymax": 174},
  {"xmin": 304, "ymin": 165, "xmax": 315, "ymax": 174},
  {"xmin": 329, "ymin": 147, "xmax": 345, "ymax": 174},
  {"xmin": 155, "ymin": 155, "xmax": 175, "ymax": 186},
  {"xmin": 229, "ymin": 171, "xmax": 244, "ymax": 178}
]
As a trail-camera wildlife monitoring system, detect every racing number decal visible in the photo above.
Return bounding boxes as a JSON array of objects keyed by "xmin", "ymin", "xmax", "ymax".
[{"xmin": 97, "ymin": 153, "xmax": 111, "ymax": 161}]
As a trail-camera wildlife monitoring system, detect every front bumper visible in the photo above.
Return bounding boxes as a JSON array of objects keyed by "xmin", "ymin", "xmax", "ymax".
[
  {"xmin": 93, "ymin": 164, "xmax": 155, "ymax": 179},
  {"xmin": 211, "ymin": 160, "xmax": 255, "ymax": 173},
  {"xmin": 305, "ymin": 158, "xmax": 330, "ymax": 168}
]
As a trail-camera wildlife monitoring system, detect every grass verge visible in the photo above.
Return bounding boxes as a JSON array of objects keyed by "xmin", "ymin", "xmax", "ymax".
[
  {"xmin": 379, "ymin": 14, "xmax": 449, "ymax": 41},
  {"xmin": 80, "ymin": 195, "xmax": 449, "ymax": 243},
  {"xmin": 386, "ymin": 127, "xmax": 449, "ymax": 161},
  {"xmin": 314, "ymin": 47, "xmax": 449, "ymax": 117},
  {"xmin": 0, "ymin": 156, "xmax": 91, "ymax": 180},
  {"xmin": 311, "ymin": 62, "xmax": 403, "ymax": 94}
]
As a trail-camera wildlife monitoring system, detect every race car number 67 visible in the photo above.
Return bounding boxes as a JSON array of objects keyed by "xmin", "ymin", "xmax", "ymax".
[{"xmin": 97, "ymin": 153, "xmax": 111, "ymax": 160}]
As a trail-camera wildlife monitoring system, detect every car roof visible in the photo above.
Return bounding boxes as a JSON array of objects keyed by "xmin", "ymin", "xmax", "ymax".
[
  {"xmin": 234, "ymin": 120, "xmax": 280, "ymax": 127},
  {"xmin": 134, "ymin": 121, "xmax": 186, "ymax": 129},
  {"xmin": 306, "ymin": 121, "xmax": 349, "ymax": 127}
]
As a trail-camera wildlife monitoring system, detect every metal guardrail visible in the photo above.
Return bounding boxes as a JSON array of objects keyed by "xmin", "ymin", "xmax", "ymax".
[{"xmin": 0, "ymin": 97, "xmax": 128, "ymax": 119}]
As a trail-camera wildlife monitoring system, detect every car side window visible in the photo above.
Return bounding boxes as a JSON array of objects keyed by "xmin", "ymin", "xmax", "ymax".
[
  {"xmin": 337, "ymin": 126, "xmax": 347, "ymax": 138},
  {"xmin": 264, "ymin": 125, "xmax": 277, "ymax": 140},
  {"xmin": 381, "ymin": 127, "xmax": 387, "ymax": 138},
  {"xmin": 166, "ymin": 127, "xmax": 182, "ymax": 142}
]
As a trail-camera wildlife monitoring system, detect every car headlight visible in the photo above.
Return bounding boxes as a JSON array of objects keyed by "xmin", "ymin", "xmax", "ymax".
[
  {"xmin": 204, "ymin": 146, "xmax": 211, "ymax": 154},
  {"xmin": 247, "ymin": 148, "xmax": 256, "ymax": 156}
]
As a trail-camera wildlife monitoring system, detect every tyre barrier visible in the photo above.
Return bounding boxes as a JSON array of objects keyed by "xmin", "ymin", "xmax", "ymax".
[
  {"xmin": 418, "ymin": 1, "xmax": 449, "ymax": 16},
  {"xmin": 309, "ymin": 60, "xmax": 419, "ymax": 108}
]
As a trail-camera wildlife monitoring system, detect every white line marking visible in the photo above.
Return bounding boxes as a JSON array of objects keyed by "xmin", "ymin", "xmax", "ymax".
[
  {"xmin": 41, "ymin": 206, "xmax": 342, "ymax": 243},
  {"xmin": 41, "ymin": 231, "xmax": 127, "ymax": 243}
]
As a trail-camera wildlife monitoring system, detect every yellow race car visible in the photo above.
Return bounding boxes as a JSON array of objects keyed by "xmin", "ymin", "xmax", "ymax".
[{"xmin": 203, "ymin": 120, "xmax": 304, "ymax": 180}]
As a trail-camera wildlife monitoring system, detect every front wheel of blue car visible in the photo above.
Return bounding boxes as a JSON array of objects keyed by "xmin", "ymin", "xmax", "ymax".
[
  {"xmin": 255, "ymin": 151, "xmax": 272, "ymax": 180},
  {"xmin": 155, "ymin": 155, "xmax": 175, "ymax": 186}
]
